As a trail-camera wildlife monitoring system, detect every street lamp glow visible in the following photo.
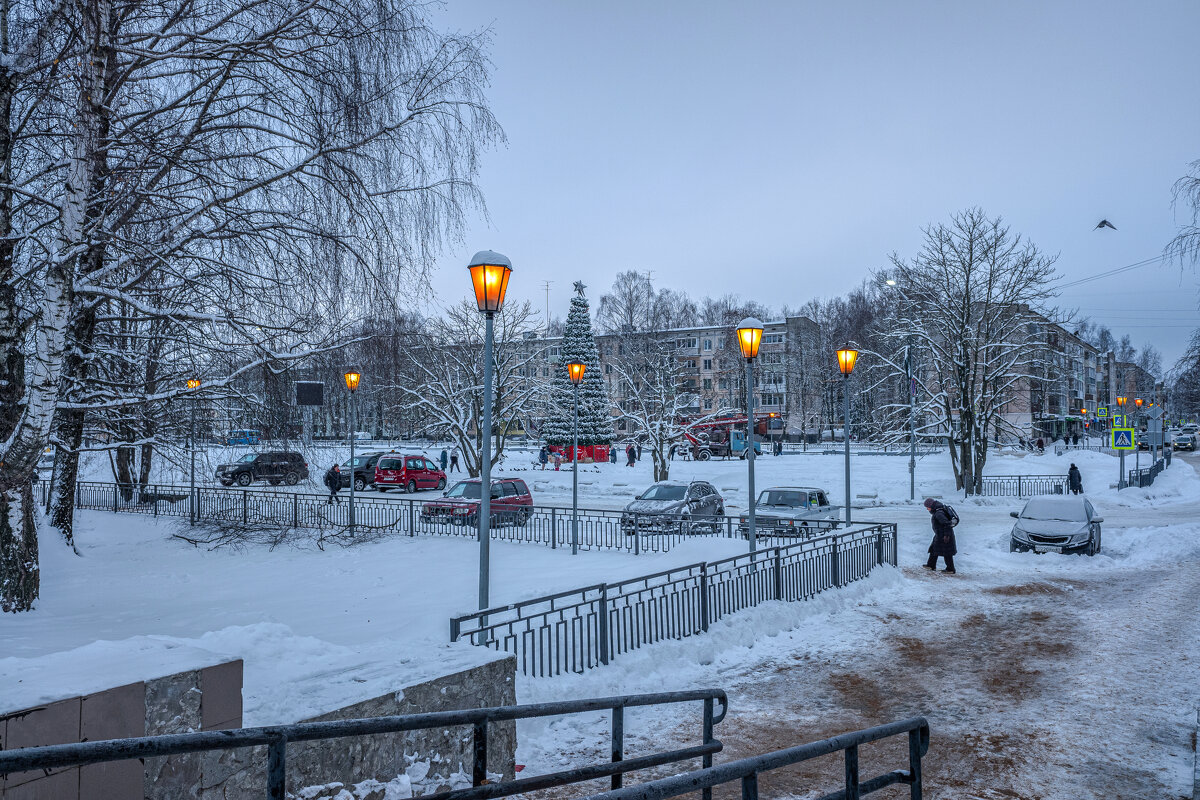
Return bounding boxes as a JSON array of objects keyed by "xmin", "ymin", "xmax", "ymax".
[
  {"xmin": 186, "ymin": 378, "xmax": 201, "ymax": 390},
  {"xmin": 467, "ymin": 250, "xmax": 513, "ymax": 314},
  {"xmin": 885, "ymin": 279, "xmax": 897, "ymax": 286},
  {"xmin": 344, "ymin": 371, "xmax": 361, "ymax": 393},
  {"xmin": 1117, "ymin": 396, "xmax": 1127, "ymax": 407},
  {"xmin": 837, "ymin": 348, "xmax": 859, "ymax": 375},
  {"xmin": 1135, "ymin": 398, "xmax": 1144, "ymax": 408},
  {"xmin": 566, "ymin": 360, "xmax": 586, "ymax": 385},
  {"xmin": 186, "ymin": 378, "xmax": 201, "ymax": 525},
  {"xmin": 736, "ymin": 318, "xmax": 763, "ymax": 360}
]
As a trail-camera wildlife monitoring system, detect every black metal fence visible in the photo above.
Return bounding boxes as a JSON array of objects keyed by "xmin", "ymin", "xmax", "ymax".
[
  {"xmin": 450, "ymin": 523, "xmax": 898, "ymax": 677},
  {"xmin": 45, "ymin": 480, "xmax": 860, "ymax": 556},
  {"xmin": 977, "ymin": 474, "xmax": 1068, "ymax": 497},
  {"xmin": 0, "ymin": 690, "xmax": 726, "ymax": 800},
  {"xmin": 1128, "ymin": 452, "xmax": 1170, "ymax": 488},
  {"xmin": 579, "ymin": 716, "xmax": 929, "ymax": 800}
]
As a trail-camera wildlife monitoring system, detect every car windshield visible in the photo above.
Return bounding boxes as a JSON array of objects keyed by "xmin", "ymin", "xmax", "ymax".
[
  {"xmin": 1020, "ymin": 499, "xmax": 1088, "ymax": 522},
  {"xmin": 757, "ymin": 490, "xmax": 807, "ymax": 507},
  {"xmin": 641, "ymin": 485, "xmax": 686, "ymax": 501},
  {"xmin": 238, "ymin": 454, "xmax": 257, "ymax": 463},
  {"xmin": 344, "ymin": 456, "xmax": 369, "ymax": 467},
  {"xmin": 445, "ymin": 482, "xmax": 481, "ymax": 499}
]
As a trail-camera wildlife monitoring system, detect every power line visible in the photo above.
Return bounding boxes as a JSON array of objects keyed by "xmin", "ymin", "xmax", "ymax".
[{"xmin": 1053, "ymin": 254, "xmax": 1169, "ymax": 291}]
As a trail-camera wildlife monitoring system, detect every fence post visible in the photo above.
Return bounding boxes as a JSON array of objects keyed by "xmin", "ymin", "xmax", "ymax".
[
  {"xmin": 472, "ymin": 721, "xmax": 488, "ymax": 787},
  {"xmin": 450, "ymin": 616, "xmax": 461, "ymax": 643},
  {"xmin": 292, "ymin": 494, "xmax": 299, "ymax": 528},
  {"xmin": 242, "ymin": 490, "xmax": 248, "ymax": 524},
  {"xmin": 830, "ymin": 535, "xmax": 840, "ymax": 587},
  {"xmin": 598, "ymin": 584, "xmax": 610, "ymax": 666},
  {"xmin": 550, "ymin": 508, "xmax": 556, "ymax": 549},
  {"xmin": 610, "ymin": 705, "xmax": 624, "ymax": 790},
  {"xmin": 409, "ymin": 499, "xmax": 416, "ymax": 536},
  {"xmin": 113, "ymin": 484, "xmax": 118, "ymax": 512},
  {"xmin": 699, "ymin": 563, "xmax": 709, "ymax": 633},
  {"xmin": 267, "ymin": 732, "xmax": 287, "ymax": 800},
  {"xmin": 773, "ymin": 547, "xmax": 783, "ymax": 601},
  {"xmin": 1017, "ymin": 475, "xmax": 1022, "ymax": 498},
  {"xmin": 876, "ymin": 529, "xmax": 883, "ymax": 566}
]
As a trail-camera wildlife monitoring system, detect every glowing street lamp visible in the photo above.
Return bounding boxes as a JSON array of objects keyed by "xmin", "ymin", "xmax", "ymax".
[
  {"xmin": 837, "ymin": 347, "xmax": 859, "ymax": 524},
  {"xmin": 186, "ymin": 378, "xmax": 201, "ymax": 526},
  {"xmin": 344, "ymin": 371, "xmax": 361, "ymax": 535},
  {"xmin": 468, "ymin": 250, "xmax": 512, "ymax": 610},
  {"xmin": 737, "ymin": 318, "xmax": 763, "ymax": 552},
  {"xmin": 567, "ymin": 360, "xmax": 586, "ymax": 555}
]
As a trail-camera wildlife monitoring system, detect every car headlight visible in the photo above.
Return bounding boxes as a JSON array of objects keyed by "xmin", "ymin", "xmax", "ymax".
[{"xmin": 1011, "ymin": 525, "xmax": 1030, "ymax": 541}]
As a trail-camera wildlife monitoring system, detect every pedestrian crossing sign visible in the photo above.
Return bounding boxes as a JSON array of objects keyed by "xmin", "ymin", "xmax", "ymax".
[
  {"xmin": 1097, "ymin": 407, "xmax": 1108, "ymax": 418},
  {"xmin": 1111, "ymin": 414, "xmax": 1127, "ymax": 428},
  {"xmin": 1111, "ymin": 428, "xmax": 1135, "ymax": 450}
]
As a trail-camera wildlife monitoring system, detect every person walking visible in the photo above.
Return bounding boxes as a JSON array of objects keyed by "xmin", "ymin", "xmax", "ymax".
[
  {"xmin": 439, "ymin": 448, "xmax": 449, "ymax": 472},
  {"xmin": 539, "ymin": 445, "xmax": 549, "ymax": 470},
  {"xmin": 1068, "ymin": 463, "xmax": 1083, "ymax": 495},
  {"xmin": 323, "ymin": 463, "xmax": 342, "ymax": 505},
  {"xmin": 625, "ymin": 442, "xmax": 636, "ymax": 467},
  {"xmin": 923, "ymin": 497, "xmax": 958, "ymax": 573},
  {"xmin": 449, "ymin": 447, "xmax": 460, "ymax": 472},
  {"xmin": 609, "ymin": 446, "xmax": 617, "ymax": 464}
]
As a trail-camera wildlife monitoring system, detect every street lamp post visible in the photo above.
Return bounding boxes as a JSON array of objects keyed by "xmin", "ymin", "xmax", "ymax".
[
  {"xmin": 737, "ymin": 318, "xmax": 763, "ymax": 552},
  {"xmin": 187, "ymin": 378, "xmax": 201, "ymax": 526},
  {"xmin": 468, "ymin": 250, "xmax": 513, "ymax": 610},
  {"xmin": 904, "ymin": 343, "xmax": 916, "ymax": 502},
  {"xmin": 567, "ymin": 360, "xmax": 586, "ymax": 555},
  {"xmin": 344, "ymin": 371, "xmax": 361, "ymax": 535},
  {"xmin": 836, "ymin": 347, "xmax": 859, "ymax": 524},
  {"xmin": 1134, "ymin": 398, "xmax": 1143, "ymax": 472}
]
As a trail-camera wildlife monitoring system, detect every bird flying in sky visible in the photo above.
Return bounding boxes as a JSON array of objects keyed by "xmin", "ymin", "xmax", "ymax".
[{"xmin": 1094, "ymin": 219, "xmax": 1117, "ymax": 230}]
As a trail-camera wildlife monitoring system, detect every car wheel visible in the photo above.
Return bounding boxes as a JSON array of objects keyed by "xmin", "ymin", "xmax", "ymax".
[
  {"xmin": 236, "ymin": 473, "xmax": 252, "ymax": 487},
  {"xmin": 284, "ymin": 472, "xmax": 299, "ymax": 486},
  {"xmin": 407, "ymin": 479, "xmax": 417, "ymax": 494},
  {"xmin": 679, "ymin": 513, "xmax": 692, "ymax": 535},
  {"xmin": 437, "ymin": 478, "xmax": 446, "ymax": 490},
  {"xmin": 354, "ymin": 477, "xmax": 366, "ymax": 492},
  {"xmin": 1009, "ymin": 538, "xmax": 1019, "ymax": 553},
  {"xmin": 515, "ymin": 508, "xmax": 529, "ymax": 527},
  {"xmin": 697, "ymin": 449, "xmax": 711, "ymax": 461}
]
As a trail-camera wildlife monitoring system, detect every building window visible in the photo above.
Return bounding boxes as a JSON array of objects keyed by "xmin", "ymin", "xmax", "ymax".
[
  {"xmin": 763, "ymin": 333, "xmax": 785, "ymax": 344},
  {"xmin": 703, "ymin": 338, "xmax": 712, "ymax": 351},
  {"xmin": 718, "ymin": 378, "xmax": 728, "ymax": 390},
  {"xmin": 761, "ymin": 393, "xmax": 784, "ymax": 407},
  {"xmin": 703, "ymin": 398, "xmax": 713, "ymax": 410},
  {"xmin": 605, "ymin": 364, "xmax": 612, "ymax": 374},
  {"xmin": 703, "ymin": 378, "xmax": 712, "ymax": 390},
  {"xmin": 542, "ymin": 367, "xmax": 549, "ymax": 377},
  {"xmin": 702, "ymin": 359, "xmax": 712, "ymax": 370}
]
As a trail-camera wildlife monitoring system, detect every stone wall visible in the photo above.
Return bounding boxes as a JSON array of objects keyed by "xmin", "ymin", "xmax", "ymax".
[{"xmin": 199, "ymin": 655, "xmax": 517, "ymax": 799}]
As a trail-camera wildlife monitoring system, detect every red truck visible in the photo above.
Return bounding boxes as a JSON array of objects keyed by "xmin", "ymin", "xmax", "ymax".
[{"xmin": 421, "ymin": 478, "xmax": 533, "ymax": 527}]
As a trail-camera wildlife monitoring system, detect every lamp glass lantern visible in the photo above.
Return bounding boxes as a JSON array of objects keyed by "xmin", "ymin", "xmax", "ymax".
[
  {"xmin": 468, "ymin": 251, "xmax": 513, "ymax": 314},
  {"xmin": 1117, "ymin": 396, "xmax": 1127, "ymax": 407},
  {"xmin": 736, "ymin": 318, "xmax": 763, "ymax": 360},
  {"xmin": 1135, "ymin": 398, "xmax": 1144, "ymax": 408},
  {"xmin": 836, "ymin": 348, "xmax": 859, "ymax": 375},
  {"xmin": 566, "ymin": 360, "xmax": 586, "ymax": 384},
  {"xmin": 186, "ymin": 378, "xmax": 201, "ymax": 390},
  {"xmin": 344, "ymin": 371, "xmax": 361, "ymax": 393}
]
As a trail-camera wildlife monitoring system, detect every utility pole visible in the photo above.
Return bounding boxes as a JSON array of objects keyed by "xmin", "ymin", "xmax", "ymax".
[{"xmin": 542, "ymin": 280, "xmax": 553, "ymax": 336}]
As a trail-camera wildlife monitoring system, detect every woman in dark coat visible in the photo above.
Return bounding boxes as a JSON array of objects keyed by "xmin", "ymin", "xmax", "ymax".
[
  {"xmin": 923, "ymin": 498, "xmax": 956, "ymax": 573},
  {"xmin": 1068, "ymin": 463, "xmax": 1083, "ymax": 495}
]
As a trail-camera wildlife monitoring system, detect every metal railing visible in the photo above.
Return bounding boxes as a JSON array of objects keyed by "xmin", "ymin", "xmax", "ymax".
[
  {"xmin": 1128, "ymin": 453, "xmax": 1170, "ymax": 488},
  {"xmin": 978, "ymin": 474, "xmax": 1068, "ymax": 497},
  {"xmin": 45, "ymin": 480, "xmax": 862, "ymax": 556},
  {"xmin": 450, "ymin": 523, "xmax": 897, "ymax": 677},
  {"xmin": 579, "ymin": 716, "xmax": 930, "ymax": 800},
  {"xmin": 0, "ymin": 690, "xmax": 727, "ymax": 800}
]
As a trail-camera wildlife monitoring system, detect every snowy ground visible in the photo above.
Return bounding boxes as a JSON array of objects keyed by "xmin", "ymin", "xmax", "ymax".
[{"xmin": 6, "ymin": 448, "xmax": 1199, "ymax": 798}]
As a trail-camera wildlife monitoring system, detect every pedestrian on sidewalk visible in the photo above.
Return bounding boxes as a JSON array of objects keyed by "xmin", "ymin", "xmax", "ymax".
[
  {"xmin": 439, "ymin": 448, "xmax": 449, "ymax": 471},
  {"xmin": 538, "ymin": 445, "xmax": 549, "ymax": 470},
  {"xmin": 923, "ymin": 497, "xmax": 958, "ymax": 573},
  {"xmin": 625, "ymin": 443, "xmax": 636, "ymax": 467},
  {"xmin": 323, "ymin": 464, "xmax": 342, "ymax": 505},
  {"xmin": 449, "ymin": 447, "xmax": 460, "ymax": 472},
  {"xmin": 1068, "ymin": 463, "xmax": 1083, "ymax": 495}
]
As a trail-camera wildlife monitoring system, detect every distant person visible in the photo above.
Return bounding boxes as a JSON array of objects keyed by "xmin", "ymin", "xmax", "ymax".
[
  {"xmin": 439, "ymin": 448, "xmax": 449, "ymax": 471},
  {"xmin": 636, "ymin": 443, "xmax": 642, "ymax": 461},
  {"xmin": 1068, "ymin": 463, "xmax": 1083, "ymax": 495},
  {"xmin": 539, "ymin": 445, "xmax": 549, "ymax": 470},
  {"xmin": 323, "ymin": 464, "xmax": 342, "ymax": 505},
  {"xmin": 923, "ymin": 498, "xmax": 958, "ymax": 574},
  {"xmin": 625, "ymin": 443, "xmax": 636, "ymax": 467},
  {"xmin": 609, "ymin": 446, "xmax": 617, "ymax": 464},
  {"xmin": 1036, "ymin": 438, "xmax": 1045, "ymax": 454},
  {"xmin": 449, "ymin": 447, "xmax": 460, "ymax": 472},
  {"xmin": 553, "ymin": 451, "xmax": 562, "ymax": 471}
]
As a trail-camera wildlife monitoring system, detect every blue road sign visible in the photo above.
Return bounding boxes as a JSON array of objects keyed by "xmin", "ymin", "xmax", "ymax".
[
  {"xmin": 1111, "ymin": 414, "xmax": 1127, "ymax": 428},
  {"xmin": 1097, "ymin": 407, "xmax": 1108, "ymax": 418},
  {"xmin": 1112, "ymin": 428, "xmax": 1135, "ymax": 450}
]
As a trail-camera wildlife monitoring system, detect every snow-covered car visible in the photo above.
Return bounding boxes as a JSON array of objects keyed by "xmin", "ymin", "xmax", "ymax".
[
  {"xmin": 620, "ymin": 481, "xmax": 724, "ymax": 534},
  {"xmin": 1174, "ymin": 433, "xmax": 1196, "ymax": 451},
  {"xmin": 1009, "ymin": 497, "xmax": 1103, "ymax": 556},
  {"xmin": 737, "ymin": 486, "xmax": 838, "ymax": 537},
  {"xmin": 420, "ymin": 478, "xmax": 532, "ymax": 527},
  {"xmin": 36, "ymin": 449, "xmax": 56, "ymax": 477}
]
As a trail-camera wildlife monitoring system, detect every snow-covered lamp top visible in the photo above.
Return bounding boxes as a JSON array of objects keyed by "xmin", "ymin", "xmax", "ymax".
[
  {"xmin": 468, "ymin": 250, "xmax": 512, "ymax": 314},
  {"xmin": 736, "ymin": 317, "xmax": 764, "ymax": 360},
  {"xmin": 566, "ymin": 360, "xmax": 586, "ymax": 385},
  {"xmin": 837, "ymin": 347, "xmax": 859, "ymax": 375}
]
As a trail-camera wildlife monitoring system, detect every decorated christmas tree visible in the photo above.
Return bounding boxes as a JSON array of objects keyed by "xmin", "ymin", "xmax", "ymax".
[{"xmin": 542, "ymin": 282, "xmax": 614, "ymax": 448}]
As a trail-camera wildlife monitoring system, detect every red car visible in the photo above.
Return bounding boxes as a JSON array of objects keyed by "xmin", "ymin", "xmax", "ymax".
[
  {"xmin": 374, "ymin": 453, "xmax": 447, "ymax": 493},
  {"xmin": 421, "ymin": 478, "xmax": 533, "ymax": 527}
]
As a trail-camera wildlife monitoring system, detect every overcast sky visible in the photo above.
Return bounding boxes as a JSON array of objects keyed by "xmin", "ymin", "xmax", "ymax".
[{"xmin": 420, "ymin": 1, "xmax": 1200, "ymax": 368}]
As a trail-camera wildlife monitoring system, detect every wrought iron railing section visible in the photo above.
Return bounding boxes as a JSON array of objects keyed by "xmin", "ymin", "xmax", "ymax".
[
  {"xmin": 43, "ymin": 480, "xmax": 862, "ymax": 556},
  {"xmin": 1128, "ymin": 453, "xmax": 1170, "ymax": 489},
  {"xmin": 0, "ymin": 690, "xmax": 727, "ymax": 800},
  {"xmin": 450, "ymin": 524, "xmax": 898, "ymax": 677},
  {"xmin": 978, "ymin": 474, "xmax": 1068, "ymax": 497},
  {"xmin": 578, "ymin": 716, "xmax": 930, "ymax": 800}
]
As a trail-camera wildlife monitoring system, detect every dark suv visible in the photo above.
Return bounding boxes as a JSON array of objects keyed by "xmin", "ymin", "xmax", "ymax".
[
  {"xmin": 216, "ymin": 452, "xmax": 308, "ymax": 487},
  {"xmin": 339, "ymin": 452, "xmax": 388, "ymax": 491}
]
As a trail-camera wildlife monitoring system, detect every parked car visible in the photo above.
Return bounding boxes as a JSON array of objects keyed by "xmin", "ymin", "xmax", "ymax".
[
  {"xmin": 216, "ymin": 452, "xmax": 308, "ymax": 486},
  {"xmin": 352, "ymin": 431, "xmax": 374, "ymax": 441},
  {"xmin": 225, "ymin": 429, "xmax": 260, "ymax": 446},
  {"xmin": 374, "ymin": 453, "xmax": 446, "ymax": 493},
  {"xmin": 421, "ymin": 478, "xmax": 533, "ymax": 526},
  {"xmin": 1009, "ymin": 496, "xmax": 1103, "ymax": 556},
  {"xmin": 36, "ymin": 449, "xmax": 56, "ymax": 478},
  {"xmin": 339, "ymin": 452, "xmax": 388, "ymax": 491},
  {"xmin": 620, "ymin": 481, "xmax": 724, "ymax": 534},
  {"xmin": 738, "ymin": 486, "xmax": 838, "ymax": 537},
  {"xmin": 1174, "ymin": 433, "xmax": 1196, "ymax": 451}
]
